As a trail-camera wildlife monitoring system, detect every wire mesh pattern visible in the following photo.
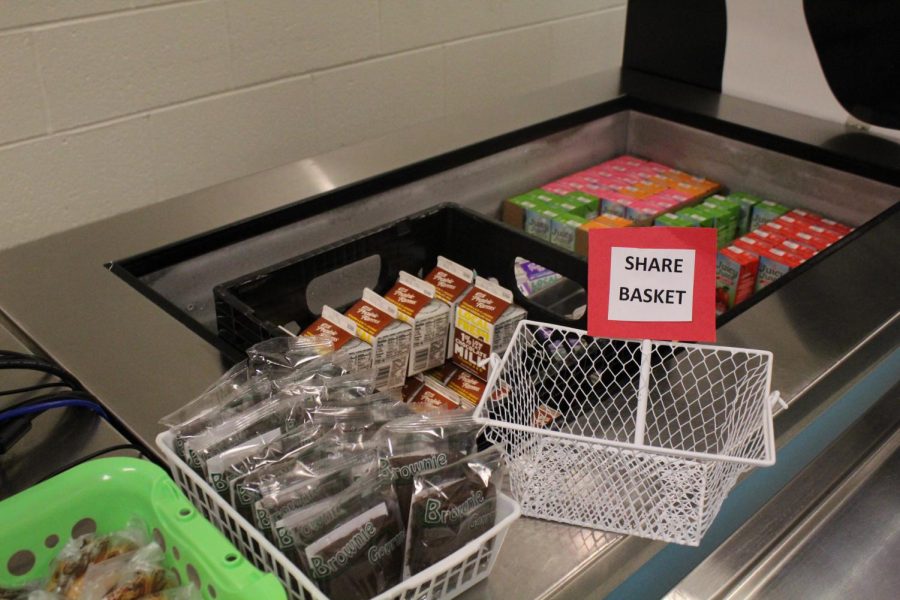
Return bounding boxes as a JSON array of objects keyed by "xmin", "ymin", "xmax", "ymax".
[
  {"xmin": 475, "ymin": 321, "xmax": 775, "ymax": 546},
  {"xmin": 157, "ymin": 431, "xmax": 519, "ymax": 600}
]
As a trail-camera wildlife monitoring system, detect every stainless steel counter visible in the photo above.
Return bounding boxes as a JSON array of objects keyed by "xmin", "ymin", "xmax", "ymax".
[
  {"xmin": 0, "ymin": 69, "xmax": 897, "ymax": 598},
  {"xmin": 668, "ymin": 381, "xmax": 900, "ymax": 600}
]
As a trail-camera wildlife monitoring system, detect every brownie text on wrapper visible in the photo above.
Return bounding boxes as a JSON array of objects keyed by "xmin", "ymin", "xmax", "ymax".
[
  {"xmin": 378, "ymin": 412, "xmax": 479, "ymax": 529},
  {"xmin": 404, "ymin": 444, "xmax": 505, "ymax": 577},
  {"xmin": 453, "ymin": 276, "xmax": 525, "ymax": 379},
  {"xmin": 276, "ymin": 471, "xmax": 405, "ymax": 599},
  {"xmin": 345, "ymin": 288, "xmax": 412, "ymax": 390}
]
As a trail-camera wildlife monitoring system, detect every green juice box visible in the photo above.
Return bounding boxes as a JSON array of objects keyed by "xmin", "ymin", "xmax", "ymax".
[
  {"xmin": 655, "ymin": 213, "xmax": 698, "ymax": 227},
  {"xmin": 749, "ymin": 199, "xmax": 790, "ymax": 231},
  {"xmin": 550, "ymin": 212, "xmax": 588, "ymax": 252},
  {"xmin": 726, "ymin": 192, "xmax": 762, "ymax": 234},
  {"xmin": 563, "ymin": 191, "xmax": 600, "ymax": 219}
]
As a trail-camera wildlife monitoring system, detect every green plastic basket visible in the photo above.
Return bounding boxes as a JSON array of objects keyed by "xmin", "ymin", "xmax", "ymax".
[{"xmin": 0, "ymin": 457, "xmax": 286, "ymax": 599}]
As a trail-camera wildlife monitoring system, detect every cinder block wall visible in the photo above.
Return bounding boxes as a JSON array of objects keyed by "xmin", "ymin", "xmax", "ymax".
[{"xmin": 0, "ymin": 0, "xmax": 626, "ymax": 250}]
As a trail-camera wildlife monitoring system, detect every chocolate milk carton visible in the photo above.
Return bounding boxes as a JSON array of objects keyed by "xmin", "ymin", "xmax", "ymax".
[
  {"xmin": 300, "ymin": 305, "xmax": 373, "ymax": 374},
  {"xmin": 453, "ymin": 276, "xmax": 526, "ymax": 379},
  {"xmin": 345, "ymin": 288, "xmax": 412, "ymax": 390},
  {"xmin": 384, "ymin": 271, "xmax": 450, "ymax": 376},
  {"xmin": 423, "ymin": 257, "xmax": 475, "ymax": 358}
]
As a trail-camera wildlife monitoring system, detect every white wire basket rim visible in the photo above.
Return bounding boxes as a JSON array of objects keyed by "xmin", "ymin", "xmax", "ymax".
[
  {"xmin": 156, "ymin": 430, "xmax": 521, "ymax": 600},
  {"xmin": 473, "ymin": 319, "xmax": 777, "ymax": 468}
]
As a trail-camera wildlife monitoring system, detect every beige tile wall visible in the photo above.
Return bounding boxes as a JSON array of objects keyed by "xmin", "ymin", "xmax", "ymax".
[{"xmin": 0, "ymin": 0, "xmax": 626, "ymax": 250}]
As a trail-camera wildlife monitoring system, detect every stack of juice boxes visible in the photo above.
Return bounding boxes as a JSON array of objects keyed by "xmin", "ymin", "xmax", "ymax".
[{"xmin": 503, "ymin": 155, "xmax": 719, "ymax": 256}]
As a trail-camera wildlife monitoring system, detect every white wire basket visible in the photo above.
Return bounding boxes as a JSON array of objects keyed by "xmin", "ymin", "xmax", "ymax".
[
  {"xmin": 473, "ymin": 320, "xmax": 780, "ymax": 546},
  {"xmin": 157, "ymin": 431, "xmax": 521, "ymax": 600}
]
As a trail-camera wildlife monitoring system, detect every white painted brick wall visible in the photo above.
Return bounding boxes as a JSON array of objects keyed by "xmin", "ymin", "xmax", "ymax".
[{"xmin": 0, "ymin": 0, "xmax": 627, "ymax": 250}]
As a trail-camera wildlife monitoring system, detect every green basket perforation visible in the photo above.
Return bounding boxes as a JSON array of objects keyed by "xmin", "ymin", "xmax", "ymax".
[{"xmin": 0, "ymin": 457, "xmax": 285, "ymax": 600}]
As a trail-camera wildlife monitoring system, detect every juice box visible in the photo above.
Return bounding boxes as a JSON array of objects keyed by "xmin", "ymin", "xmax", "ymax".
[
  {"xmin": 789, "ymin": 209, "xmax": 853, "ymax": 235},
  {"xmin": 732, "ymin": 235, "xmax": 774, "ymax": 255},
  {"xmin": 749, "ymin": 199, "xmax": 790, "ymax": 230},
  {"xmin": 780, "ymin": 239, "xmax": 817, "ymax": 261},
  {"xmin": 502, "ymin": 193, "xmax": 552, "ymax": 230},
  {"xmin": 655, "ymin": 213, "xmax": 698, "ymax": 227},
  {"xmin": 716, "ymin": 245, "xmax": 759, "ymax": 314},
  {"xmin": 346, "ymin": 289, "xmax": 413, "ymax": 390},
  {"xmin": 525, "ymin": 205, "xmax": 561, "ymax": 241},
  {"xmin": 384, "ymin": 271, "xmax": 451, "ymax": 376},
  {"xmin": 792, "ymin": 230, "xmax": 833, "ymax": 252},
  {"xmin": 755, "ymin": 247, "xmax": 804, "ymax": 291},
  {"xmin": 678, "ymin": 207, "xmax": 716, "ymax": 228},
  {"xmin": 748, "ymin": 229, "xmax": 788, "ymax": 246},
  {"xmin": 445, "ymin": 368, "xmax": 487, "ymax": 408},
  {"xmin": 548, "ymin": 197, "xmax": 584, "ymax": 217},
  {"xmin": 805, "ymin": 223, "xmax": 843, "ymax": 243},
  {"xmin": 542, "ymin": 181, "xmax": 573, "ymax": 195},
  {"xmin": 550, "ymin": 212, "xmax": 588, "ymax": 252},
  {"xmin": 725, "ymin": 192, "xmax": 762, "ymax": 234},
  {"xmin": 301, "ymin": 305, "xmax": 374, "ymax": 374},
  {"xmin": 596, "ymin": 214, "xmax": 634, "ymax": 228},
  {"xmin": 599, "ymin": 190, "xmax": 632, "ymax": 217},
  {"xmin": 408, "ymin": 379, "xmax": 463, "ymax": 412},
  {"xmin": 760, "ymin": 220, "xmax": 801, "ymax": 238},
  {"xmin": 453, "ymin": 276, "xmax": 526, "ymax": 379},
  {"xmin": 563, "ymin": 191, "xmax": 600, "ymax": 219},
  {"xmin": 423, "ymin": 256, "xmax": 475, "ymax": 359},
  {"xmin": 697, "ymin": 202, "xmax": 736, "ymax": 248},
  {"xmin": 515, "ymin": 258, "xmax": 563, "ymax": 294}
]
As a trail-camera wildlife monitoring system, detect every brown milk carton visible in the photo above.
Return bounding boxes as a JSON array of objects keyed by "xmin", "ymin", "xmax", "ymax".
[
  {"xmin": 423, "ymin": 257, "xmax": 475, "ymax": 358},
  {"xmin": 408, "ymin": 379, "xmax": 464, "ymax": 412},
  {"xmin": 445, "ymin": 369, "xmax": 486, "ymax": 408},
  {"xmin": 300, "ymin": 305, "xmax": 373, "ymax": 374},
  {"xmin": 453, "ymin": 276, "xmax": 526, "ymax": 379},
  {"xmin": 345, "ymin": 288, "xmax": 412, "ymax": 390},
  {"xmin": 384, "ymin": 271, "xmax": 451, "ymax": 376}
]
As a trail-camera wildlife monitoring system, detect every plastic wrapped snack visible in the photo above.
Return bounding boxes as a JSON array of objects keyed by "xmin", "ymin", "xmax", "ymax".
[
  {"xmin": 80, "ymin": 542, "xmax": 171, "ymax": 600},
  {"xmin": 204, "ymin": 421, "xmax": 329, "ymax": 498},
  {"xmin": 45, "ymin": 521, "xmax": 148, "ymax": 599},
  {"xmin": 322, "ymin": 371, "xmax": 376, "ymax": 402},
  {"xmin": 377, "ymin": 412, "xmax": 480, "ymax": 528},
  {"xmin": 276, "ymin": 471, "xmax": 405, "ymax": 599},
  {"xmin": 246, "ymin": 336, "xmax": 334, "ymax": 382},
  {"xmin": 184, "ymin": 393, "xmax": 315, "ymax": 477},
  {"xmin": 164, "ymin": 376, "xmax": 274, "ymax": 463},
  {"xmin": 0, "ymin": 583, "xmax": 39, "ymax": 599},
  {"xmin": 257, "ymin": 450, "xmax": 381, "ymax": 547},
  {"xmin": 404, "ymin": 445, "xmax": 505, "ymax": 577}
]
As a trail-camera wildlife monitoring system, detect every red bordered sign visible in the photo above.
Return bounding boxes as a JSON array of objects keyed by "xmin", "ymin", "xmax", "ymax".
[{"xmin": 588, "ymin": 227, "xmax": 717, "ymax": 342}]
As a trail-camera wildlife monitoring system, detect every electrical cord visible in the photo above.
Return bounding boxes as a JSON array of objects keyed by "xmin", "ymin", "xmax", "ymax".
[
  {"xmin": 0, "ymin": 399, "xmax": 111, "ymax": 424},
  {"xmin": 0, "ymin": 382, "xmax": 69, "ymax": 397},
  {"xmin": 1, "ymin": 389, "xmax": 98, "ymax": 411},
  {"xmin": 0, "ymin": 358, "xmax": 84, "ymax": 391}
]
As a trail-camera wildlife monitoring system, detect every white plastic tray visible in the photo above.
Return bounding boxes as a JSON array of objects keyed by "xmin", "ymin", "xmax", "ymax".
[{"xmin": 157, "ymin": 430, "xmax": 520, "ymax": 600}]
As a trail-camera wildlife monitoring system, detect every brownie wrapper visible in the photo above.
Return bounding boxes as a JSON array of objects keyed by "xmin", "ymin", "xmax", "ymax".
[{"xmin": 406, "ymin": 475, "xmax": 497, "ymax": 576}]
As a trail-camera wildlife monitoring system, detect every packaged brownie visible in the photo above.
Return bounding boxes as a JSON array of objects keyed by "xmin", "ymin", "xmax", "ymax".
[
  {"xmin": 229, "ymin": 434, "xmax": 353, "ymax": 524},
  {"xmin": 205, "ymin": 421, "xmax": 328, "ymax": 499},
  {"xmin": 404, "ymin": 445, "xmax": 505, "ymax": 577},
  {"xmin": 257, "ymin": 450, "xmax": 381, "ymax": 547},
  {"xmin": 184, "ymin": 393, "xmax": 314, "ymax": 477},
  {"xmin": 377, "ymin": 412, "xmax": 480, "ymax": 528},
  {"xmin": 276, "ymin": 471, "xmax": 405, "ymax": 598},
  {"xmin": 163, "ymin": 374, "xmax": 274, "ymax": 463}
]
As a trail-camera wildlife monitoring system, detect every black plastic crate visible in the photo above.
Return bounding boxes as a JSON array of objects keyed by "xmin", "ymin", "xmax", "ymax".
[{"xmin": 214, "ymin": 203, "xmax": 588, "ymax": 352}]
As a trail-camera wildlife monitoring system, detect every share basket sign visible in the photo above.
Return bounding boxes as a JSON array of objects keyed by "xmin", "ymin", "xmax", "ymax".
[{"xmin": 587, "ymin": 227, "xmax": 717, "ymax": 342}]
